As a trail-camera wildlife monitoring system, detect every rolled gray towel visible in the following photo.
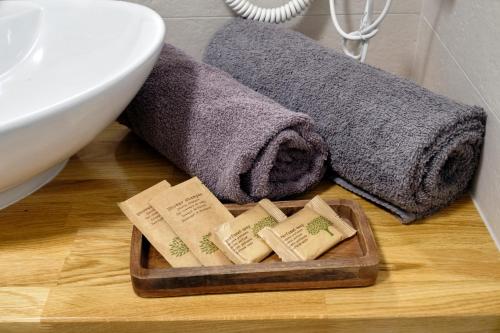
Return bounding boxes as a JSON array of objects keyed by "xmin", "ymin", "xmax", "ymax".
[
  {"xmin": 203, "ymin": 19, "xmax": 487, "ymax": 222},
  {"xmin": 119, "ymin": 44, "xmax": 327, "ymax": 203}
]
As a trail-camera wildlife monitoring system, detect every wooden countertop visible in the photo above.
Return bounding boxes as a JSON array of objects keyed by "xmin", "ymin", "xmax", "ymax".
[{"xmin": 1, "ymin": 123, "xmax": 499, "ymax": 333}]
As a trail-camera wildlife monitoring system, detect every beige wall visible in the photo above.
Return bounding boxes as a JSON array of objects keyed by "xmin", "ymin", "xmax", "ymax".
[
  {"xmin": 126, "ymin": 0, "xmax": 421, "ymax": 77},
  {"xmin": 412, "ymin": 0, "xmax": 500, "ymax": 248}
]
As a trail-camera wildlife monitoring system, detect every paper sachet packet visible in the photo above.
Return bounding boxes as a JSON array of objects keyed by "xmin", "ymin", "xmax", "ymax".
[
  {"xmin": 211, "ymin": 199, "xmax": 287, "ymax": 264},
  {"xmin": 258, "ymin": 196, "xmax": 356, "ymax": 262},
  {"xmin": 149, "ymin": 177, "xmax": 233, "ymax": 266},
  {"xmin": 118, "ymin": 181, "xmax": 201, "ymax": 267}
]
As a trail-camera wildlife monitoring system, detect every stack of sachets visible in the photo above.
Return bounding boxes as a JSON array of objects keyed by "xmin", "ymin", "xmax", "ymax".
[{"xmin": 119, "ymin": 177, "xmax": 356, "ymax": 267}]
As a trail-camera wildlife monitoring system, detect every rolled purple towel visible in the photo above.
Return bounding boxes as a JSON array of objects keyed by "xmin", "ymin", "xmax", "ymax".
[{"xmin": 119, "ymin": 44, "xmax": 327, "ymax": 203}]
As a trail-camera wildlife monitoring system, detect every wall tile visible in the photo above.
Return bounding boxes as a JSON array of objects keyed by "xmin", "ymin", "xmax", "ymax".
[
  {"xmin": 163, "ymin": 13, "xmax": 419, "ymax": 77},
  {"xmin": 412, "ymin": 18, "xmax": 483, "ymax": 105},
  {"xmin": 420, "ymin": 0, "xmax": 500, "ymax": 120},
  {"xmin": 123, "ymin": 0, "xmax": 420, "ymax": 77},
  {"xmin": 127, "ymin": 0, "xmax": 421, "ymax": 18}
]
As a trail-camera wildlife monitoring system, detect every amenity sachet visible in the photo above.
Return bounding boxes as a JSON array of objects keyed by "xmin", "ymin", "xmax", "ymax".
[
  {"xmin": 259, "ymin": 196, "xmax": 356, "ymax": 261},
  {"xmin": 118, "ymin": 181, "xmax": 201, "ymax": 268},
  {"xmin": 150, "ymin": 177, "xmax": 233, "ymax": 266},
  {"xmin": 211, "ymin": 199, "xmax": 287, "ymax": 264}
]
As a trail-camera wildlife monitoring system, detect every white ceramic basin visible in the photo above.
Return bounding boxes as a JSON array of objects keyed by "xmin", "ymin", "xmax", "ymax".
[{"xmin": 0, "ymin": 0, "xmax": 164, "ymax": 209}]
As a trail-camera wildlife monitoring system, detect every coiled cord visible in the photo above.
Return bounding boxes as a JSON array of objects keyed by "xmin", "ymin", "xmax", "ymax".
[
  {"xmin": 224, "ymin": 0, "xmax": 312, "ymax": 23},
  {"xmin": 224, "ymin": 0, "xmax": 391, "ymax": 62}
]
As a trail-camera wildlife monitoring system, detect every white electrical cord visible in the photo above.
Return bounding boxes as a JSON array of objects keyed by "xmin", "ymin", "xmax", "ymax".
[
  {"xmin": 224, "ymin": 0, "xmax": 312, "ymax": 23},
  {"xmin": 329, "ymin": 0, "xmax": 392, "ymax": 62},
  {"xmin": 224, "ymin": 0, "xmax": 391, "ymax": 62}
]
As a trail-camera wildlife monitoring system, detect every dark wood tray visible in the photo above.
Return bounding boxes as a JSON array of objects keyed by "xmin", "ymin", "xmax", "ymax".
[{"xmin": 130, "ymin": 199, "xmax": 379, "ymax": 297}]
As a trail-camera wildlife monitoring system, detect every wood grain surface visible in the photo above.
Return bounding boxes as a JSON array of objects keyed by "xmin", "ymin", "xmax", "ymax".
[{"xmin": 0, "ymin": 123, "xmax": 499, "ymax": 333}]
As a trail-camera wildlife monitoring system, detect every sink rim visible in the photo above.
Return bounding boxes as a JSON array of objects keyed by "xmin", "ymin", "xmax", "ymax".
[
  {"xmin": 0, "ymin": 1, "xmax": 43, "ymax": 80},
  {"xmin": 0, "ymin": 1, "xmax": 43, "ymax": 20},
  {"xmin": 0, "ymin": 0, "xmax": 165, "ymax": 132}
]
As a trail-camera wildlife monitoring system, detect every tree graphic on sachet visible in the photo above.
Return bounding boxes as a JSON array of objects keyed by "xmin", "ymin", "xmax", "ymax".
[
  {"xmin": 252, "ymin": 216, "xmax": 279, "ymax": 237},
  {"xmin": 169, "ymin": 236, "xmax": 190, "ymax": 257},
  {"xmin": 306, "ymin": 216, "xmax": 334, "ymax": 236},
  {"xmin": 199, "ymin": 233, "xmax": 218, "ymax": 254}
]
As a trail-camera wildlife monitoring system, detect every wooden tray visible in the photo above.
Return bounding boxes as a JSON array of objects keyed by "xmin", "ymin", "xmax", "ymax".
[{"xmin": 130, "ymin": 199, "xmax": 379, "ymax": 297}]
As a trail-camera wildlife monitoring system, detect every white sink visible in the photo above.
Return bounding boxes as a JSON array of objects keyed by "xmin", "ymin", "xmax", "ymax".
[{"xmin": 0, "ymin": 0, "xmax": 165, "ymax": 209}]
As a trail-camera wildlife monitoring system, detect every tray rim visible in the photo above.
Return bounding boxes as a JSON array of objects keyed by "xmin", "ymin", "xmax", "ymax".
[{"xmin": 130, "ymin": 199, "xmax": 379, "ymax": 280}]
